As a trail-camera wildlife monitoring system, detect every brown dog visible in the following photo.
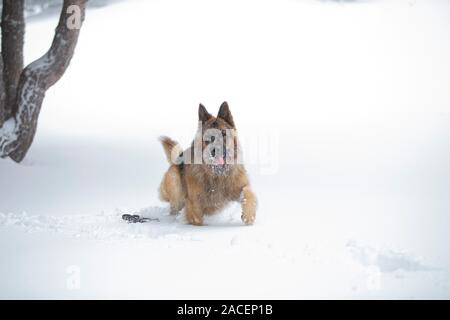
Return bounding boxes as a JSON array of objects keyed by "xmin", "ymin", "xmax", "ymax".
[{"xmin": 158, "ymin": 102, "xmax": 256, "ymax": 226}]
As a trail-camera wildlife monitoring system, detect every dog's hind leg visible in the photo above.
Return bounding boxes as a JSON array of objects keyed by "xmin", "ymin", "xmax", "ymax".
[{"xmin": 159, "ymin": 165, "xmax": 185, "ymax": 214}]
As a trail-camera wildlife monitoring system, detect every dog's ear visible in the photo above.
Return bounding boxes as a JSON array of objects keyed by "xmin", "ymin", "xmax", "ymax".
[
  {"xmin": 199, "ymin": 103, "xmax": 212, "ymax": 123},
  {"xmin": 217, "ymin": 101, "xmax": 235, "ymax": 127}
]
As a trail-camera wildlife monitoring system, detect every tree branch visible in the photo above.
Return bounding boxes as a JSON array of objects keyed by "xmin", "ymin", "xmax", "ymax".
[
  {"xmin": 1, "ymin": 0, "xmax": 25, "ymax": 119},
  {"xmin": 0, "ymin": 0, "xmax": 88, "ymax": 162}
]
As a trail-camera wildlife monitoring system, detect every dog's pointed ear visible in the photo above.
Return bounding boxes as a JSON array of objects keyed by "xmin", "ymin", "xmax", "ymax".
[
  {"xmin": 217, "ymin": 101, "xmax": 235, "ymax": 127},
  {"xmin": 199, "ymin": 103, "xmax": 212, "ymax": 123}
]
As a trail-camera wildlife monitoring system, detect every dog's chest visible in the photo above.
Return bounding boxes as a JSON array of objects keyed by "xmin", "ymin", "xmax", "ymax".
[
  {"xmin": 204, "ymin": 183, "xmax": 228, "ymax": 202},
  {"xmin": 200, "ymin": 178, "xmax": 236, "ymax": 212}
]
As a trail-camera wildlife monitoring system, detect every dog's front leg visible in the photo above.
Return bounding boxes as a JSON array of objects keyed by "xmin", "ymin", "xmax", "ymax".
[
  {"xmin": 241, "ymin": 186, "xmax": 257, "ymax": 225},
  {"xmin": 186, "ymin": 197, "xmax": 204, "ymax": 226}
]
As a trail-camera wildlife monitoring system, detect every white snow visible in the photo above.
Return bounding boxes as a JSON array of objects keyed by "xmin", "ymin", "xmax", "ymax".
[
  {"xmin": 0, "ymin": 118, "xmax": 16, "ymax": 136},
  {"xmin": 1, "ymin": 0, "xmax": 450, "ymax": 299},
  {"xmin": 0, "ymin": 118, "xmax": 18, "ymax": 156}
]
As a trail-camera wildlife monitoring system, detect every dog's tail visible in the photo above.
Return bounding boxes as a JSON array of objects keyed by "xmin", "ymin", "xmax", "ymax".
[{"xmin": 159, "ymin": 136, "xmax": 183, "ymax": 164}]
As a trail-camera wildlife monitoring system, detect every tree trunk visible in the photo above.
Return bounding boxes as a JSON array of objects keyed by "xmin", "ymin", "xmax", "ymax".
[
  {"xmin": 0, "ymin": 55, "xmax": 5, "ymax": 127},
  {"xmin": 1, "ymin": 0, "xmax": 25, "ymax": 119},
  {"xmin": 0, "ymin": 0, "xmax": 88, "ymax": 163}
]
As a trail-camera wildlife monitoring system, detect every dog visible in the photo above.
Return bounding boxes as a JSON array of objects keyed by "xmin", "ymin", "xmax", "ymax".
[{"xmin": 158, "ymin": 101, "xmax": 257, "ymax": 226}]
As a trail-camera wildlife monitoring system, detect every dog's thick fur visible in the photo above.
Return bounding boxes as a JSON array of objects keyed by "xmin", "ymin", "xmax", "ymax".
[{"xmin": 158, "ymin": 102, "xmax": 257, "ymax": 225}]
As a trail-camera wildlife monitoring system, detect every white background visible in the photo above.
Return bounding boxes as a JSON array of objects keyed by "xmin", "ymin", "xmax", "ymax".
[{"xmin": 1, "ymin": 0, "xmax": 450, "ymax": 298}]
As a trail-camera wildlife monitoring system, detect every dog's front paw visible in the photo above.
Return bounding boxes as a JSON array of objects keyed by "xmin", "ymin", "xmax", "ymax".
[
  {"xmin": 186, "ymin": 214, "xmax": 204, "ymax": 226},
  {"xmin": 241, "ymin": 211, "xmax": 256, "ymax": 225}
]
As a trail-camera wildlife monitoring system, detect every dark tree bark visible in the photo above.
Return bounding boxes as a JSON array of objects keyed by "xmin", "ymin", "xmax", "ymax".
[
  {"xmin": 1, "ymin": 0, "xmax": 25, "ymax": 119},
  {"xmin": 0, "ymin": 0, "xmax": 88, "ymax": 163},
  {"xmin": 0, "ymin": 55, "xmax": 5, "ymax": 127}
]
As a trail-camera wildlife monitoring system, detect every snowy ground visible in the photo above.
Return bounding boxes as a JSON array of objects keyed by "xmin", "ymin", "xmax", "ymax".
[{"xmin": 1, "ymin": 0, "xmax": 450, "ymax": 299}]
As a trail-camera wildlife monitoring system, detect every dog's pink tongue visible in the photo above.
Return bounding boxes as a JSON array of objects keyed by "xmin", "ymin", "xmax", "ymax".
[{"xmin": 213, "ymin": 157, "xmax": 225, "ymax": 166}]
